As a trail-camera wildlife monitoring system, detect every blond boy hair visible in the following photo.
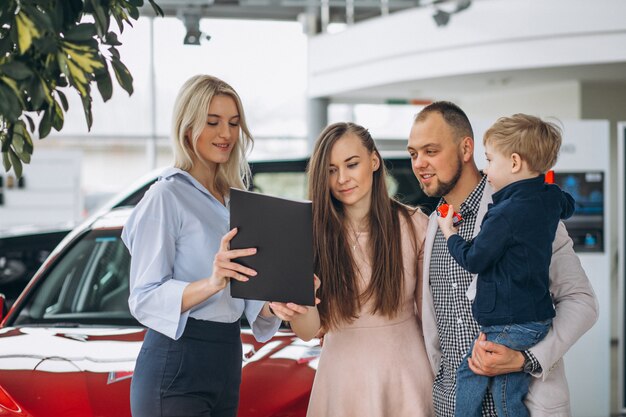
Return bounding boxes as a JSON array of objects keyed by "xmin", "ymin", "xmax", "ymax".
[{"xmin": 483, "ymin": 114, "xmax": 562, "ymax": 174}]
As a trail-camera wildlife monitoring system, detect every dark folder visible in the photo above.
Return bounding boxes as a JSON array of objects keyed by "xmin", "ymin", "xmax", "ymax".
[{"xmin": 229, "ymin": 188, "xmax": 315, "ymax": 306}]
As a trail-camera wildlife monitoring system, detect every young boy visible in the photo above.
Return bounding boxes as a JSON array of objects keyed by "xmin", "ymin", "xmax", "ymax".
[{"xmin": 437, "ymin": 113, "xmax": 575, "ymax": 417}]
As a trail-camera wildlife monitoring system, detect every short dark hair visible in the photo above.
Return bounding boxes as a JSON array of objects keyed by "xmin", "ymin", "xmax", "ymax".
[{"xmin": 414, "ymin": 101, "xmax": 474, "ymax": 142}]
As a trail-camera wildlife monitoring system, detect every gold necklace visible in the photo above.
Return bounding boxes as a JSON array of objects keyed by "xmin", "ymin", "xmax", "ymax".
[{"xmin": 349, "ymin": 224, "xmax": 364, "ymax": 251}]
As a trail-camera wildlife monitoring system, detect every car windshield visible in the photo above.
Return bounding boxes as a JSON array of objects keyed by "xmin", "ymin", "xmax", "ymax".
[
  {"xmin": 13, "ymin": 229, "xmax": 138, "ymax": 327},
  {"xmin": 9, "ymin": 227, "xmax": 265, "ymax": 330}
]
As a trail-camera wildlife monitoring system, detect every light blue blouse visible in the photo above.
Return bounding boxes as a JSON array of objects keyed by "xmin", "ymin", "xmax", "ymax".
[{"xmin": 122, "ymin": 167, "xmax": 281, "ymax": 341}]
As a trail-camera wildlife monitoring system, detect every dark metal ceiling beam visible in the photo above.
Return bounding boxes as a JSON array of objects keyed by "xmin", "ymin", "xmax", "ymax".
[{"xmin": 140, "ymin": 0, "xmax": 421, "ymax": 22}]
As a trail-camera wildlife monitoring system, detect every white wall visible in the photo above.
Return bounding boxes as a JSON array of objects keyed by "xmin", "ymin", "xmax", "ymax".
[
  {"xmin": 461, "ymin": 81, "xmax": 581, "ymax": 123},
  {"xmin": 0, "ymin": 151, "xmax": 82, "ymax": 230},
  {"xmin": 308, "ymin": 0, "xmax": 626, "ymax": 98}
]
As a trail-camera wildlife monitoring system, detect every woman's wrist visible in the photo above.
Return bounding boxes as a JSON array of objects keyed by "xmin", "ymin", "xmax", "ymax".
[{"xmin": 204, "ymin": 276, "xmax": 226, "ymax": 296}]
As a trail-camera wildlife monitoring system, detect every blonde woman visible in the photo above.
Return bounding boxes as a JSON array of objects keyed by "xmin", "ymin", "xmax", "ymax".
[{"xmin": 122, "ymin": 75, "xmax": 281, "ymax": 417}]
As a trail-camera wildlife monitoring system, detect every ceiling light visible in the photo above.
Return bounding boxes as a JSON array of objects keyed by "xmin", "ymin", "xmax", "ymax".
[
  {"xmin": 432, "ymin": 9, "xmax": 450, "ymax": 27},
  {"xmin": 432, "ymin": 0, "xmax": 471, "ymax": 27},
  {"xmin": 180, "ymin": 12, "xmax": 210, "ymax": 45}
]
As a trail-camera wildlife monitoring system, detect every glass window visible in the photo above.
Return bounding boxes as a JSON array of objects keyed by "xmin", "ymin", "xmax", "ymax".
[
  {"xmin": 14, "ymin": 229, "xmax": 137, "ymax": 327},
  {"xmin": 251, "ymin": 172, "xmax": 308, "ymax": 200}
]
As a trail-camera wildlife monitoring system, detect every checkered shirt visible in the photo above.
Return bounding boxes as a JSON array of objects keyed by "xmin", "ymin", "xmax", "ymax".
[
  {"xmin": 429, "ymin": 176, "xmax": 540, "ymax": 417},
  {"xmin": 430, "ymin": 176, "xmax": 495, "ymax": 417}
]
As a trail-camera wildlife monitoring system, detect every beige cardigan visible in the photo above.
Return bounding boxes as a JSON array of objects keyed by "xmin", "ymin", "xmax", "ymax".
[{"xmin": 421, "ymin": 184, "xmax": 599, "ymax": 417}]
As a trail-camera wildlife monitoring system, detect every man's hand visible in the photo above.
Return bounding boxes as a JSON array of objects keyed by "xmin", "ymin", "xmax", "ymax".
[{"xmin": 467, "ymin": 332, "xmax": 525, "ymax": 376}]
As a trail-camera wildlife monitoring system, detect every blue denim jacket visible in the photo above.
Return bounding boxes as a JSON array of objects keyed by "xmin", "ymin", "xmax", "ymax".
[{"xmin": 447, "ymin": 175, "xmax": 575, "ymax": 326}]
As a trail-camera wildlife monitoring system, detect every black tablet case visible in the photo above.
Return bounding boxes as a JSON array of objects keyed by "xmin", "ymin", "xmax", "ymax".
[{"xmin": 229, "ymin": 188, "xmax": 315, "ymax": 306}]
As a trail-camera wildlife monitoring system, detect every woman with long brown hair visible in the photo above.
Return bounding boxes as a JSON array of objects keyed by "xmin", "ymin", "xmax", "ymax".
[{"xmin": 270, "ymin": 122, "xmax": 434, "ymax": 416}]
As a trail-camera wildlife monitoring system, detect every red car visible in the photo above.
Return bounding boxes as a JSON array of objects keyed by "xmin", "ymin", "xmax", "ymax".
[{"xmin": 0, "ymin": 208, "xmax": 320, "ymax": 417}]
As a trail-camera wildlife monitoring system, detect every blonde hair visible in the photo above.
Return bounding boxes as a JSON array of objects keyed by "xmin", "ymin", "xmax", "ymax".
[
  {"xmin": 484, "ymin": 114, "xmax": 562, "ymax": 173},
  {"xmin": 171, "ymin": 75, "xmax": 253, "ymax": 194}
]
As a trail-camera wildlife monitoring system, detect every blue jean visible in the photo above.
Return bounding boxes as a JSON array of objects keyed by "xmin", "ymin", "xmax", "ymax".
[{"xmin": 454, "ymin": 319, "xmax": 552, "ymax": 417}]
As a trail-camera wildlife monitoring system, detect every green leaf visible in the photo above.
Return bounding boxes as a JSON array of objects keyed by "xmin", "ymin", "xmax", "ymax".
[
  {"xmin": 90, "ymin": 1, "xmax": 110, "ymax": 37},
  {"xmin": 38, "ymin": 109, "xmax": 52, "ymax": 138},
  {"xmin": 60, "ymin": 0, "xmax": 84, "ymax": 26},
  {"xmin": 81, "ymin": 94, "xmax": 93, "ymax": 130},
  {"xmin": 111, "ymin": 57, "xmax": 133, "ymax": 95},
  {"xmin": 112, "ymin": 11, "xmax": 127, "ymax": 34},
  {"xmin": 57, "ymin": 76, "xmax": 69, "ymax": 88},
  {"xmin": 17, "ymin": 146, "xmax": 31, "ymax": 164},
  {"xmin": 108, "ymin": 45, "xmax": 121, "ymax": 60},
  {"xmin": 96, "ymin": 65, "xmax": 113, "ymax": 101},
  {"xmin": 0, "ymin": 61, "xmax": 33, "ymax": 80},
  {"xmin": 0, "ymin": 35, "xmax": 13, "ymax": 56},
  {"xmin": 64, "ymin": 23, "xmax": 97, "ymax": 42},
  {"xmin": 0, "ymin": 0, "xmax": 159, "ymax": 173},
  {"xmin": 104, "ymin": 31, "xmax": 122, "ymax": 46},
  {"xmin": 57, "ymin": 90, "xmax": 69, "ymax": 111},
  {"xmin": 15, "ymin": 13, "xmax": 39, "ymax": 53},
  {"xmin": 51, "ymin": 100, "xmax": 64, "ymax": 131},
  {"xmin": 0, "ymin": 76, "xmax": 23, "ymax": 98},
  {"xmin": 24, "ymin": 114, "xmax": 35, "ymax": 133},
  {"xmin": 8, "ymin": 147, "xmax": 22, "ymax": 178},
  {"xmin": 12, "ymin": 125, "xmax": 31, "ymax": 163},
  {"xmin": 12, "ymin": 122, "xmax": 25, "ymax": 154},
  {"xmin": 2, "ymin": 148, "xmax": 10, "ymax": 172},
  {"xmin": 149, "ymin": 0, "xmax": 164, "ymax": 17},
  {"xmin": 0, "ymin": 83, "xmax": 23, "ymax": 121},
  {"xmin": 16, "ymin": 120, "xmax": 34, "ymax": 155},
  {"xmin": 127, "ymin": 6, "xmax": 139, "ymax": 20},
  {"xmin": 36, "ymin": 36, "xmax": 59, "ymax": 55},
  {"xmin": 56, "ymin": 52, "xmax": 71, "ymax": 82},
  {"xmin": 28, "ymin": 77, "xmax": 47, "ymax": 109},
  {"xmin": 0, "ymin": 129, "xmax": 9, "ymax": 152},
  {"xmin": 21, "ymin": 4, "xmax": 54, "ymax": 34}
]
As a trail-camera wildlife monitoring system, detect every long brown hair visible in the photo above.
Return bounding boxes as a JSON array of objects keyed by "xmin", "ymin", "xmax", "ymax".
[{"xmin": 308, "ymin": 122, "xmax": 416, "ymax": 330}]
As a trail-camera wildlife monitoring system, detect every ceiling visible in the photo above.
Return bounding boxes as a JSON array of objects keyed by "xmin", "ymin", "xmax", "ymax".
[
  {"xmin": 330, "ymin": 62, "xmax": 626, "ymax": 102},
  {"xmin": 138, "ymin": 1, "xmax": 626, "ymax": 103}
]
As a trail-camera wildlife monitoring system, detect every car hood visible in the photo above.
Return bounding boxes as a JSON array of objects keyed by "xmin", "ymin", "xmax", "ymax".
[
  {"xmin": 0, "ymin": 326, "xmax": 144, "ymax": 373},
  {"xmin": 0, "ymin": 326, "xmax": 318, "ymax": 417}
]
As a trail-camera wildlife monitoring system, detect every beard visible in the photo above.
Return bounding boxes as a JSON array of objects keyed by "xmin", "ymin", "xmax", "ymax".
[{"xmin": 419, "ymin": 156, "xmax": 463, "ymax": 198}]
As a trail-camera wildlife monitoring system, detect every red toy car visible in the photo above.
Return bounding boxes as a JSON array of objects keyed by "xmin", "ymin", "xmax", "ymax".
[{"xmin": 436, "ymin": 203, "xmax": 463, "ymax": 227}]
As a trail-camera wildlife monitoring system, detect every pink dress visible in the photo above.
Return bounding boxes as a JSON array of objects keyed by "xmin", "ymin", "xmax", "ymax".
[{"xmin": 306, "ymin": 210, "xmax": 434, "ymax": 417}]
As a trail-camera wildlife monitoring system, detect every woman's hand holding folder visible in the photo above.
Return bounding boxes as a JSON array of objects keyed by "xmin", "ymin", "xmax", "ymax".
[
  {"xmin": 181, "ymin": 227, "xmax": 258, "ymax": 313},
  {"xmin": 268, "ymin": 275, "xmax": 322, "ymax": 342}
]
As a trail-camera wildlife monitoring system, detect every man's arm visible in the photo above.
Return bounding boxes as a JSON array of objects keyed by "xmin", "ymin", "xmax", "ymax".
[
  {"xmin": 468, "ymin": 222, "xmax": 599, "ymax": 378},
  {"xmin": 528, "ymin": 221, "xmax": 599, "ymax": 379}
]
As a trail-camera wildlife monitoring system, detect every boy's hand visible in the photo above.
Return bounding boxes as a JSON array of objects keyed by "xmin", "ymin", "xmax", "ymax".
[{"xmin": 436, "ymin": 204, "xmax": 458, "ymax": 239}]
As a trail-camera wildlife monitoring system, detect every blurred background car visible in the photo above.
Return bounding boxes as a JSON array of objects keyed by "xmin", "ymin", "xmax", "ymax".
[{"xmin": 0, "ymin": 225, "xmax": 72, "ymax": 310}]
